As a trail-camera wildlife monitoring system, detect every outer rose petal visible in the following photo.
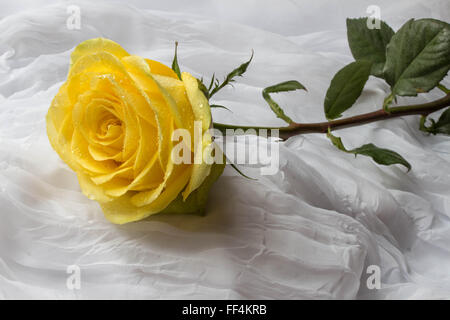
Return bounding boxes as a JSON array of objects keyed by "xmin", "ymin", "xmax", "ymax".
[
  {"xmin": 70, "ymin": 38, "xmax": 129, "ymax": 66},
  {"xmin": 119, "ymin": 56, "xmax": 191, "ymax": 207},
  {"xmin": 181, "ymin": 72, "xmax": 211, "ymax": 131},
  {"xmin": 46, "ymin": 83, "xmax": 79, "ymax": 172},
  {"xmin": 77, "ymin": 172, "xmax": 113, "ymax": 202},
  {"xmin": 181, "ymin": 72, "xmax": 214, "ymax": 199},
  {"xmin": 182, "ymin": 132, "xmax": 213, "ymax": 200},
  {"xmin": 122, "ymin": 55, "xmax": 184, "ymax": 134},
  {"xmin": 120, "ymin": 55, "xmax": 175, "ymax": 168},
  {"xmin": 146, "ymin": 59, "xmax": 179, "ymax": 79},
  {"xmin": 100, "ymin": 163, "xmax": 192, "ymax": 224},
  {"xmin": 152, "ymin": 74, "xmax": 196, "ymax": 145}
]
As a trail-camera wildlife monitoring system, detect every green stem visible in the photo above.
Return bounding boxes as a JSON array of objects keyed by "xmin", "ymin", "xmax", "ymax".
[
  {"xmin": 213, "ymin": 93, "xmax": 450, "ymax": 140},
  {"xmin": 438, "ymin": 84, "xmax": 450, "ymax": 94}
]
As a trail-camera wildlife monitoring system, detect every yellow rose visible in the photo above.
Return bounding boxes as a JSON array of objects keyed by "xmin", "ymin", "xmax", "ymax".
[{"xmin": 46, "ymin": 38, "xmax": 224, "ymax": 224}]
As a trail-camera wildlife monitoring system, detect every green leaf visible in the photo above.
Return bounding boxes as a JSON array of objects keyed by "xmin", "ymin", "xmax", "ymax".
[
  {"xmin": 160, "ymin": 160, "xmax": 226, "ymax": 216},
  {"xmin": 351, "ymin": 143, "xmax": 411, "ymax": 171},
  {"xmin": 197, "ymin": 78, "xmax": 210, "ymax": 100},
  {"xmin": 262, "ymin": 80, "xmax": 307, "ymax": 124},
  {"xmin": 210, "ymin": 104, "xmax": 232, "ymax": 112},
  {"xmin": 421, "ymin": 108, "xmax": 450, "ymax": 135},
  {"xmin": 384, "ymin": 18, "xmax": 450, "ymax": 97},
  {"xmin": 209, "ymin": 51, "xmax": 254, "ymax": 98},
  {"xmin": 324, "ymin": 60, "xmax": 372, "ymax": 120},
  {"xmin": 346, "ymin": 17, "xmax": 395, "ymax": 77},
  {"xmin": 327, "ymin": 130, "xmax": 411, "ymax": 171},
  {"xmin": 207, "ymin": 74, "xmax": 216, "ymax": 92},
  {"xmin": 229, "ymin": 162, "xmax": 257, "ymax": 180},
  {"xmin": 434, "ymin": 108, "xmax": 450, "ymax": 134},
  {"xmin": 171, "ymin": 41, "xmax": 182, "ymax": 80}
]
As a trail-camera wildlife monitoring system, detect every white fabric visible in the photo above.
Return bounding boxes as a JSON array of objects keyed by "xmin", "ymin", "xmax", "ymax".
[{"xmin": 0, "ymin": 0, "xmax": 449, "ymax": 299}]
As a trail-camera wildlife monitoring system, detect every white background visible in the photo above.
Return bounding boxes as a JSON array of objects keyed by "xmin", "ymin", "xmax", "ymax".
[{"xmin": 0, "ymin": 0, "xmax": 449, "ymax": 299}]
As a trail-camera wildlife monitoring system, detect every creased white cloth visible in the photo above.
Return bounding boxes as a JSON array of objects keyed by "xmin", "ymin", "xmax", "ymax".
[{"xmin": 0, "ymin": 0, "xmax": 449, "ymax": 299}]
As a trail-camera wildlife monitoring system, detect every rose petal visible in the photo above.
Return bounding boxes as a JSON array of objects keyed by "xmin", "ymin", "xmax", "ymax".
[{"xmin": 70, "ymin": 38, "xmax": 129, "ymax": 67}]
